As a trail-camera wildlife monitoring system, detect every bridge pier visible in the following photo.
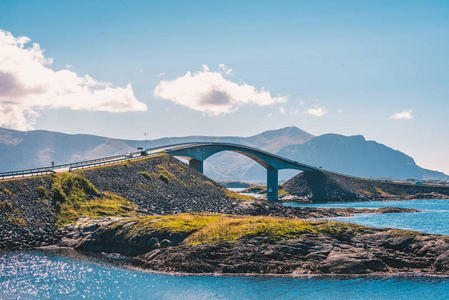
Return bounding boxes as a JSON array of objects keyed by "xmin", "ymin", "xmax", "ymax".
[
  {"xmin": 267, "ymin": 167, "xmax": 278, "ymax": 201},
  {"xmin": 189, "ymin": 159, "xmax": 203, "ymax": 173}
]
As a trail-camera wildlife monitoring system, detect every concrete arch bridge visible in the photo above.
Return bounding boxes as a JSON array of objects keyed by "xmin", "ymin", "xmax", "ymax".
[{"xmin": 148, "ymin": 142, "xmax": 317, "ymax": 201}]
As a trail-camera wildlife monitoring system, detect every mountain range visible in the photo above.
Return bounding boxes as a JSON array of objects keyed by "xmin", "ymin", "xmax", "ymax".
[{"xmin": 0, "ymin": 126, "xmax": 446, "ymax": 181}]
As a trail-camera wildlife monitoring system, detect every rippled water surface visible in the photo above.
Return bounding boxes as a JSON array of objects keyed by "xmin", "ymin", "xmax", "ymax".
[
  {"xmin": 2, "ymin": 199, "xmax": 449, "ymax": 299},
  {"xmin": 1, "ymin": 250, "xmax": 449, "ymax": 299},
  {"xmin": 285, "ymin": 199, "xmax": 449, "ymax": 235}
]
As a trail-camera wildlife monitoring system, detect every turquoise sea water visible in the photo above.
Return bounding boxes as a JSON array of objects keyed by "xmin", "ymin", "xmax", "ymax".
[
  {"xmin": 285, "ymin": 199, "xmax": 449, "ymax": 235},
  {"xmin": 1, "ymin": 199, "xmax": 449, "ymax": 299}
]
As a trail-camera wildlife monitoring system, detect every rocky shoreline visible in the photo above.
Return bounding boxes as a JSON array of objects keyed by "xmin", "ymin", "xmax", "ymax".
[{"xmin": 50, "ymin": 211, "xmax": 449, "ymax": 277}]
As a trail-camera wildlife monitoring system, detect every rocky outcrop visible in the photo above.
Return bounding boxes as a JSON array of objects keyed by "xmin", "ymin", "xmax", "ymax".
[
  {"xmin": 282, "ymin": 170, "xmax": 449, "ymax": 203},
  {"xmin": 138, "ymin": 229, "xmax": 449, "ymax": 275},
  {"xmin": 0, "ymin": 177, "xmax": 59, "ymax": 250},
  {"xmin": 57, "ymin": 210, "xmax": 449, "ymax": 277}
]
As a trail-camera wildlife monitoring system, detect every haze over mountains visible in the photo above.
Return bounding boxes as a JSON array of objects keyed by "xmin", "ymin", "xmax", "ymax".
[{"xmin": 0, "ymin": 126, "xmax": 446, "ymax": 181}]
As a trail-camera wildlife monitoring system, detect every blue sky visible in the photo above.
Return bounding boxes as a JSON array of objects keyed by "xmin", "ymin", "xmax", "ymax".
[{"xmin": 0, "ymin": 0, "xmax": 448, "ymax": 173}]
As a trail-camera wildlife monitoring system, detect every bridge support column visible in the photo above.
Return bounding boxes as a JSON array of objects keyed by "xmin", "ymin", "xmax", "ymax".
[
  {"xmin": 189, "ymin": 159, "xmax": 203, "ymax": 173},
  {"xmin": 267, "ymin": 167, "xmax": 278, "ymax": 201}
]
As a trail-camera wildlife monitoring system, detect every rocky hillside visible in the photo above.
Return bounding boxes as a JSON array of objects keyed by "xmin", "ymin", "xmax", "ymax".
[
  {"xmin": 0, "ymin": 177, "xmax": 59, "ymax": 250},
  {"xmin": 76, "ymin": 154, "xmax": 241, "ymax": 215},
  {"xmin": 283, "ymin": 170, "xmax": 449, "ymax": 202}
]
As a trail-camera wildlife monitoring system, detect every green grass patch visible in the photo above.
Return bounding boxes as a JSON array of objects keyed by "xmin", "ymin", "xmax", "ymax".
[
  {"xmin": 278, "ymin": 189, "xmax": 290, "ymax": 195},
  {"xmin": 139, "ymin": 171, "xmax": 152, "ymax": 180},
  {"xmin": 224, "ymin": 189, "xmax": 255, "ymax": 201},
  {"xmin": 357, "ymin": 189, "xmax": 372, "ymax": 195},
  {"xmin": 35, "ymin": 186, "xmax": 47, "ymax": 197},
  {"xmin": 242, "ymin": 185, "xmax": 265, "ymax": 194},
  {"xmin": 121, "ymin": 214, "xmax": 223, "ymax": 239},
  {"xmin": 52, "ymin": 173, "xmax": 138, "ymax": 226},
  {"xmin": 159, "ymin": 173, "xmax": 169, "ymax": 184},
  {"xmin": 185, "ymin": 217, "xmax": 360, "ymax": 245},
  {"xmin": 111, "ymin": 214, "xmax": 368, "ymax": 245}
]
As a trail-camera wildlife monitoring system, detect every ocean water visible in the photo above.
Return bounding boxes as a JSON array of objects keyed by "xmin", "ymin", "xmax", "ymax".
[
  {"xmin": 1, "ymin": 250, "xmax": 448, "ymax": 299},
  {"xmin": 285, "ymin": 199, "xmax": 449, "ymax": 235},
  {"xmin": 1, "ymin": 199, "xmax": 449, "ymax": 299}
]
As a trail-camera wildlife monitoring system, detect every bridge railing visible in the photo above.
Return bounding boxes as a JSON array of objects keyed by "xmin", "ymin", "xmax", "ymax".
[
  {"xmin": 0, "ymin": 151, "xmax": 144, "ymax": 180},
  {"xmin": 68, "ymin": 151, "xmax": 162, "ymax": 171},
  {"xmin": 0, "ymin": 167, "xmax": 56, "ymax": 180}
]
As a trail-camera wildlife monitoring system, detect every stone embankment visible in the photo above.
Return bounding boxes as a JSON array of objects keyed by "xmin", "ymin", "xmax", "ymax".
[
  {"xmin": 77, "ymin": 154, "xmax": 240, "ymax": 215},
  {"xmin": 282, "ymin": 170, "xmax": 449, "ymax": 203},
  {"xmin": 0, "ymin": 177, "xmax": 60, "ymax": 250}
]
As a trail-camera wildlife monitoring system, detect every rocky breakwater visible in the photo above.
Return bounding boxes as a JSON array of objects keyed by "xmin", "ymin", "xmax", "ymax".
[
  {"xmin": 77, "ymin": 154, "xmax": 241, "ymax": 215},
  {"xmin": 58, "ymin": 213, "xmax": 449, "ymax": 276},
  {"xmin": 0, "ymin": 177, "xmax": 59, "ymax": 250}
]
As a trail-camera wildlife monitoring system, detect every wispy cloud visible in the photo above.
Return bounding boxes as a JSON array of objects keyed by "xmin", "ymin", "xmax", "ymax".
[
  {"xmin": 218, "ymin": 64, "xmax": 233, "ymax": 75},
  {"xmin": 390, "ymin": 109, "xmax": 414, "ymax": 120},
  {"xmin": 154, "ymin": 65, "xmax": 286, "ymax": 115},
  {"xmin": 304, "ymin": 105, "xmax": 327, "ymax": 117},
  {"xmin": 0, "ymin": 29, "xmax": 146, "ymax": 130}
]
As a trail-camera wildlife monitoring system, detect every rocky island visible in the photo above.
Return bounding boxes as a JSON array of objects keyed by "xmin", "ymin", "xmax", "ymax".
[{"xmin": 1, "ymin": 154, "xmax": 448, "ymax": 277}]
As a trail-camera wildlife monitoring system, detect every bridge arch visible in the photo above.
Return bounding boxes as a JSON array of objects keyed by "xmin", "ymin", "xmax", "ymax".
[{"xmin": 160, "ymin": 143, "xmax": 316, "ymax": 201}]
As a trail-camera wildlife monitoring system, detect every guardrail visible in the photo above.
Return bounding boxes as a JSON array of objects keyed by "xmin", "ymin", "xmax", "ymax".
[
  {"xmin": 0, "ymin": 167, "xmax": 56, "ymax": 180},
  {"xmin": 0, "ymin": 151, "xmax": 143, "ymax": 180},
  {"xmin": 68, "ymin": 152, "xmax": 161, "ymax": 171}
]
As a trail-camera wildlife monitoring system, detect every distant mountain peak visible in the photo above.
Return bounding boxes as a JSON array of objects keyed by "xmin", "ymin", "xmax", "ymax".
[{"xmin": 253, "ymin": 126, "xmax": 314, "ymax": 139}]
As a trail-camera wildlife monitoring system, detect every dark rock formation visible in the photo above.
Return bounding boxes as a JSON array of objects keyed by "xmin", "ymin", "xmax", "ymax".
[{"xmin": 138, "ymin": 229, "xmax": 449, "ymax": 275}]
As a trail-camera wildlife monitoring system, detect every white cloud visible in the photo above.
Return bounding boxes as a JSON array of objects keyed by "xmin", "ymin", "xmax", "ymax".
[
  {"xmin": 218, "ymin": 64, "xmax": 233, "ymax": 75},
  {"xmin": 267, "ymin": 113, "xmax": 273, "ymax": 117},
  {"xmin": 0, "ymin": 29, "xmax": 146, "ymax": 130},
  {"xmin": 304, "ymin": 105, "xmax": 327, "ymax": 117},
  {"xmin": 338, "ymin": 109, "xmax": 343, "ymax": 114},
  {"xmin": 390, "ymin": 109, "xmax": 414, "ymax": 120},
  {"xmin": 154, "ymin": 65, "xmax": 286, "ymax": 115},
  {"xmin": 279, "ymin": 106, "xmax": 285, "ymax": 113},
  {"xmin": 156, "ymin": 72, "xmax": 166, "ymax": 78}
]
